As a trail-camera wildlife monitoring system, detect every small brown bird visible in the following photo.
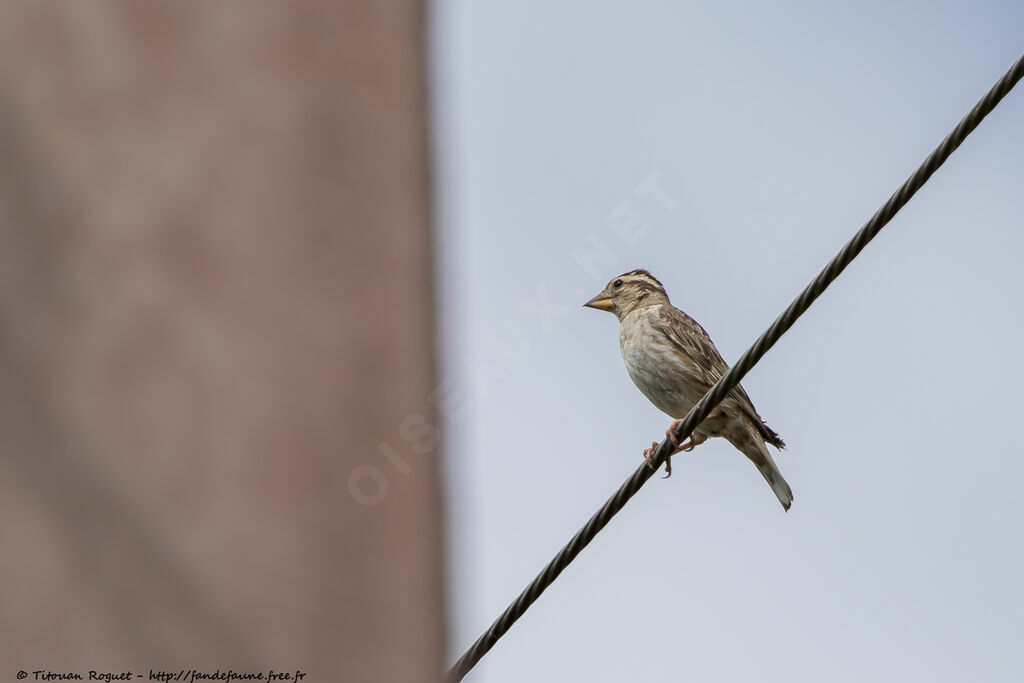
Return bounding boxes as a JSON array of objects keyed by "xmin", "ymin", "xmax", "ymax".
[{"xmin": 584, "ymin": 269, "xmax": 793, "ymax": 510}]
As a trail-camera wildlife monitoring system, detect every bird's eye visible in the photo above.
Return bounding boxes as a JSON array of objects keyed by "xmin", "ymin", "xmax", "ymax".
[{"xmin": 613, "ymin": 279, "xmax": 623, "ymax": 288}]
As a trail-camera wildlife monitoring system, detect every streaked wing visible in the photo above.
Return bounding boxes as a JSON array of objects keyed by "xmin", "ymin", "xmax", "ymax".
[
  {"xmin": 653, "ymin": 306, "xmax": 728, "ymax": 391},
  {"xmin": 654, "ymin": 305, "xmax": 772, "ymax": 432}
]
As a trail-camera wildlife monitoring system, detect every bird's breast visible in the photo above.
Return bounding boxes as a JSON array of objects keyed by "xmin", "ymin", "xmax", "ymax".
[{"xmin": 618, "ymin": 309, "xmax": 697, "ymax": 418}]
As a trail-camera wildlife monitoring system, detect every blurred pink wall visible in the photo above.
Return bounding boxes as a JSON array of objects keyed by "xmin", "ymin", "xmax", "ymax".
[{"xmin": 0, "ymin": 3, "xmax": 445, "ymax": 681}]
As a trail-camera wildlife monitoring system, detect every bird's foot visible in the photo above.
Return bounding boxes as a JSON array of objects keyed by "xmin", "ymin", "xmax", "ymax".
[
  {"xmin": 643, "ymin": 441, "xmax": 673, "ymax": 478},
  {"xmin": 667, "ymin": 419, "xmax": 702, "ymax": 452},
  {"xmin": 643, "ymin": 442, "xmax": 659, "ymax": 469}
]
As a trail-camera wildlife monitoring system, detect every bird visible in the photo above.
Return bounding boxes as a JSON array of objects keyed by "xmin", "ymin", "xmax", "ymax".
[{"xmin": 583, "ymin": 268, "xmax": 793, "ymax": 510}]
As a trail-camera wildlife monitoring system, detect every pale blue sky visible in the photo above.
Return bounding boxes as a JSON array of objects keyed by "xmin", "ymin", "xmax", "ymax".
[{"xmin": 431, "ymin": 3, "xmax": 1024, "ymax": 681}]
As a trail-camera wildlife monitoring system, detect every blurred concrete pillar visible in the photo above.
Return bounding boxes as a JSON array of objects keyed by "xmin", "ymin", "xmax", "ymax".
[{"xmin": 0, "ymin": 3, "xmax": 444, "ymax": 682}]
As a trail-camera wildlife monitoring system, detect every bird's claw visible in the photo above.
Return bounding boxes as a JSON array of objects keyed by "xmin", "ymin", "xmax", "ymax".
[
  {"xmin": 652, "ymin": 419, "xmax": 707, "ymax": 478},
  {"xmin": 667, "ymin": 419, "xmax": 698, "ymax": 452},
  {"xmin": 643, "ymin": 441, "xmax": 673, "ymax": 478},
  {"xmin": 643, "ymin": 442, "xmax": 659, "ymax": 470}
]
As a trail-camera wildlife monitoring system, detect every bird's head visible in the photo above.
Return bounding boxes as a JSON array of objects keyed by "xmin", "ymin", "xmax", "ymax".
[{"xmin": 583, "ymin": 269, "xmax": 669, "ymax": 320}]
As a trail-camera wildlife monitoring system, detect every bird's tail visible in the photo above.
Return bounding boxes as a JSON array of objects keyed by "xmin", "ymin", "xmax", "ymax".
[{"xmin": 726, "ymin": 429, "xmax": 793, "ymax": 511}]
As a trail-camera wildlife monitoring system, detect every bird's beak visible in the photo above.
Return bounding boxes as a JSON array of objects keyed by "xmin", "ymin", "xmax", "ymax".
[{"xmin": 583, "ymin": 292, "xmax": 613, "ymax": 312}]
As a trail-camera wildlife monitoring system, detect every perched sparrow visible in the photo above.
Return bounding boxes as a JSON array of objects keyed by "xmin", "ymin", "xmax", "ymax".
[{"xmin": 584, "ymin": 269, "xmax": 793, "ymax": 510}]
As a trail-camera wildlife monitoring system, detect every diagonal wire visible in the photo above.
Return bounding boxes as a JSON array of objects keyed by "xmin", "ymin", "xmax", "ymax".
[{"xmin": 447, "ymin": 53, "xmax": 1024, "ymax": 683}]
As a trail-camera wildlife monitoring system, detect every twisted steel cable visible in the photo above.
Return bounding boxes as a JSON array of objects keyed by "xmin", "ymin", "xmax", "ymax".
[{"xmin": 447, "ymin": 53, "xmax": 1024, "ymax": 683}]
